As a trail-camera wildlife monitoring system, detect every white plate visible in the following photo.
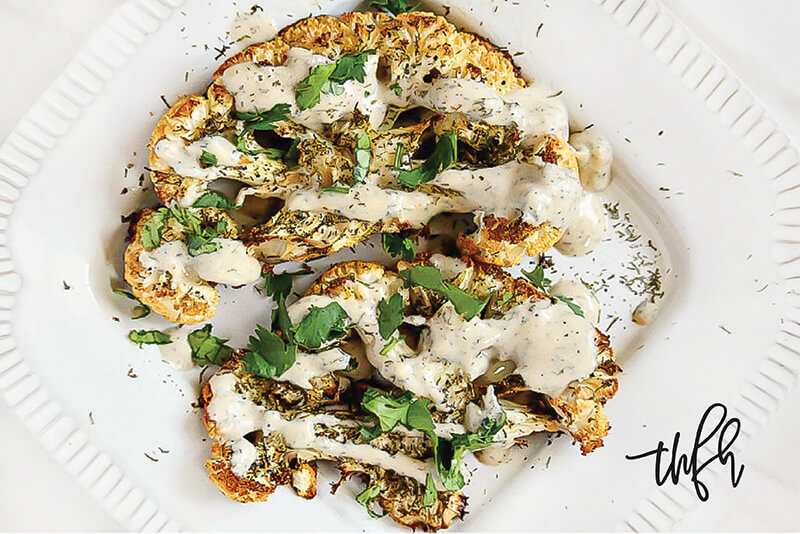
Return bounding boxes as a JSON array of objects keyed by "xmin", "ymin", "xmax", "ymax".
[{"xmin": 1, "ymin": 0, "xmax": 798, "ymax": 531}]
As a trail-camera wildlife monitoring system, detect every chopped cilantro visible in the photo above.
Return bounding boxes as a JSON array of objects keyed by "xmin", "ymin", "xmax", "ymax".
[
  {"xmin": 243, "ymin": 324, "xmax": 296, "ymax": 378},
  {"xmin": 112, "ymin": 288, "xmax": 150, "ymax": 319},
  {"xmin": 192, "ymin": 191, "xmax": 238, "ymax": 210},
  {"xmin": 200, "ymin": 151, "xmax": 218, "ymax": 165},
  {"xmin": 398, "ymin": 131, "xmax": 457, "ymax": 187},
  {"xmin": 422, "ymin": 473, "xmax": 436, "ymax": 506},
  {"xmin": 352, "ymin": 132, "xmax": 371, "ymax": 185},
  {"xmin": 296, "ymin": 51, "xmax": 372, "ymax": 110},
  {"xmin": 321, "ymin": 186, "xmax": 351, "ymax": 193},
  {"xmin": 355, "ymin": 484, "xmax": 386, "ymax": 518},
  {"xmin": 128, "ymin": 329, "xmax": 171, "ymax": 346},
  {"xmin": 140, "ymin": 209, "xmax": 168, "ymax": 249},
  {"xmin": 389, "ymin": 82, "xmax": 403, "ymax": 96},
  {"xmin": 399, "ymin": 265, "xmax": 487, "ymax": 321},
  {"xmin": 367, "ymin": 0, "xmax": 418, "ymax": 16},
  {"xmin": 382, "ymin": 233, "xmax": 415, "ymax": 261},
  {"xmin": 377, "ymin": 293, "xmax": 404, "ymax": 340},
  {"xmin": 233, "ymin": 103, "xmax": 291, "ymax": 155},
  {"xmin": 261, "ymin": 269, "xmax": 311, "ymax": 300},
  {"xmin": 290, "ymin": 302, "xmax": 350, "ymax": 349},
  {"xmin": 188, "ymin": 324, "xmax": 233, "ymax": 366},
  {"xmin": 283, "ymin": 138, "xmax": 301, "ymax": 168},
  {"xmin": 521, "ymin": 264, "xmax": 584, "ymax": 317}
]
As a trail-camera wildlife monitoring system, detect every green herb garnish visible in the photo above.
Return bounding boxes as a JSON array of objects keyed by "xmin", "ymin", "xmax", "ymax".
[
  {"xmin": 422, "ymin": 473, "xmax": 436, "ymax": 506},
  {"xmin": 296, "ymin": 51, "xmax": 372, "ymax": 110},
  {"xmin": 435, "ymin": 413, "xmax": 506, "ymax": 490},
  {"xmin": 128, "ymin": 329, "xmax": 171, "ymax": 346},
  {"xmin": 382, "ymin": 233, "xmax": 415, "ymax": 261},
  {"xmin": 188, "ymin": 324, "xmax": 233, "ymax": 366},
  {"xmin": 192, "ymin": 191, "xmax": 238, "ymax": 210},
  {"xmin": 399, "ymin": 265, "xmax": 487, "ymax": 321},
  {"xmin": 283, "ymin": 138, "xmax": 301, "ymax": 168},
  {"xmin": 243, "ymin": 324, "xmax": 297, "ymax": 378},
  {"xmin": 352, "ymin": 132, "xmax": 371, "ymax": 185},
  {"xmin": 185, "ymin": 219, "xmax": 227, "ymax": 257},
  {"xmin": 261, "ymin": 269, "xmax": 311, "ymax": 300},
  {"xmin": 233, "ymin": 103, "xmax": 291, "ymax": 156},
  {"xmin": 112, "ymin": 288, "xmax": 150, "ymax": 319},
  {"xmin": 361, "ymin": 388, "xmax": 432, "ymax": 433},
  {"xmin": 367, "ymin": 0, "xmax": 418, "ymax": 16},
  {"xmin": 379, "ymin": 334, "xmax": 404, "ymax": 355},
  {"xmin": 393, "ymin": 142, "xmax": 405, "ymax": 170},
  {"xmin": 355, "ymin": 484, "xmax": 387, "ymax": 518},
  {"xmin": 398, "ymin": 131, "xmax": 457, "ymax": 187},
  {"xmin": 321, "ymin": 186, "xmax": 351, "ymax": 193},
  {"xmin": 521, "ymin": 264, "xmax": 584, "ymax": 317},
  {"xmin": 389, "ymin": 82, "xmax": 403, "ymax": 96},
  {"xmin": 290, "ymin": 302, "xmax": 350, "ymax": 349},
  {"xmin": 140, "ymin": 209, "xmax": 168, "ymax": 249},
  {"xmin": 377, "ymin": 293, "xmax": 404, "ymax": 340},
  {"xmin": 200, "ymin": 151, "xmax": 218, "ymax": 165}
]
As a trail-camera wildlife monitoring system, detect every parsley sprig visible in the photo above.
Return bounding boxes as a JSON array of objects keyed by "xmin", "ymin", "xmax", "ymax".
[
  {"xmin": 399, "ymin": 265, "xmax": 487, "ymax": 321},
  {"xmin": 290, "ymin": 302, "xmax": 350, "ymax": 350},
  {"xmin": 398, "ymin": 131, "xmax": 457, "ymax": 187},
  {"xmin": 521, "ymin": 264, "xmax": 585, "ymax": 317},
  {"xmin": 296, "ymin": 51, "xmax": 373, "ymax": 110}
]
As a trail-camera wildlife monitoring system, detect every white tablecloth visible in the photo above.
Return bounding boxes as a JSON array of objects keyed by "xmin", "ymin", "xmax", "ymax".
[{"xmin": 0, "ymin": 0, "xmax": 798, "ymax": 530}]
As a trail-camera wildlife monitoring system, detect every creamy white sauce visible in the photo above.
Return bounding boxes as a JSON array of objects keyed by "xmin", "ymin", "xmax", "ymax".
[
  {"xmin": 230, "ymin": 439, "xmax": 258, "ymax": 477},
  {"xmin": 190, "ymin": 239, "xmax": 262, "ymax": 286},
  {"xmin": 386, "ymin": 77, "xmax": 569, "ymax": 146},
  {"xmin": 279, "ymin": 347, "xmax": 351, "ymax": 389},
  {"xmin": 570, "ymin": 131, "xmax": 613, "ymax": 192},
  {"xmin": 632, "ymin": 299, "xmax": 659, "ymax": 325},
  {"xmin": 419, "ymin": 300, "xmax": 597, "ymax": 397},
  {"xmin": 555, "ymin": 192, "xmax": 607, "ymax": 256},
  {"xmin": 207, "ymin": 373, "xmax": 437, "ymax": 484},
  {"xmin": 139, "ymin": 239, "xmax": 261, "ymax": 289},
  {"xmin": 158, "ymin": 326, "xmax": 194, "ymax": 370},
  {"xmin": 154, "ymin": 135, "xmax": 243, "ymax": 181},
  {"xmin": 220, "ymin": 47, "xmax": 387, "ymax": 131},
  {"xmin": 286, "ymin": 160, "xmax": 581, "ymax": 229},
  {"xmin": 550, "ymin": 279, "xmax": 602, "ymax": 326},
  {"xmin": 231, "ymin": 11, "xmax": 277, "ymax": 47}
]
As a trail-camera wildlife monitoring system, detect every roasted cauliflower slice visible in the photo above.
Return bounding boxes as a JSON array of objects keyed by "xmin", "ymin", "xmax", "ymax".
[
  {"xmin": 124, "ymin": 207, "xmax": 259, "ymax": 325},
  {"xmin": 143, "ymin": 10, "xmax": 578, "ymax": 272}
]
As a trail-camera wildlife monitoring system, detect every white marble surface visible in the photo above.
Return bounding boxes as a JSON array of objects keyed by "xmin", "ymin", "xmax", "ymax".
[{"xmin": 0, "ymin": 0, "xmax": 798, "ymax": 530}]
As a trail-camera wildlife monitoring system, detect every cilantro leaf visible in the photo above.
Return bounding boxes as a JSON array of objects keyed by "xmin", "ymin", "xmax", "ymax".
[
  {"xmin": 399, "ymin": 265, "xmax": 487, "ymax": 321},
  {"xmin": 112, "ymin": 288, "xmax": 150, "ymax": 319},
  {"xmin": 168, "ymin": 205, "xmax": 202, "ymax": 235},
  {"xmin": 389, "ymin": 82, "xmax": 403, "ymax": 96},
  {"xmin": 185, "ymin": 219, "xmax": 227, "ymax": 257},
  {"xmin": 296, "ymin": 51, "xmax": 372, "ymax": 110},
  {"xmin": 382, "ymin": 233, "xmax": 415, "ymax": 261},
  {"xmin": 352, "ymin": 132, "xmax": 371, "ymax": 185},
  {"xmin": 243, "ymin": 324, "xmax": 297, "ymax": 378},
  {"xmin": 128, "ymin": 329, "xmax": 171, "ymax": 346},
  {"xmin": 233, "ymin": 103, "xmax": 291, "ymax": 155},
  {"xmin": 289, "ymin": 302, "xmax": 350, "ymax": 349},
  {"xmin": 554, "ymin": 295, "xmax": 585, "ymax": 317},
  {"xmin": 200, "ymin": 151, "xmax": 218, "ymax": 165},
  {"xmin": 422, "ymin": 473, "xmax": 436, "ymax": 507},
  {"xmin": 234, "ymin": 103, "xmax": 291, "ymax": 131},
  {"xmin": 188, "ymin": 324, "xmax": 233, "ymax": 366},
  {"xmin": 272, "ymin": 294, "xmax": 294, "ymax": 343},
  {"xmin": 296, "ymin": 63, "xmax": 337, "ymax": 110},
  {"xmin": 140, "ymin": 208, "xmax": 168, "ymax": 249},
  {"xmin": 377, "ymin": 293, "xmax": 404, "ymax": 340},
  {"xmin": 521, "ymin": 265, "xmax": 584, "ymax": 317},
  {"xmin": 367, "ymin": 0, "xmax": 418, "ymax": 16},
  {"xmin": 520, "ymin": 264, "xmax": 551, "ymax": 290},
  {"xmin": 361, "ymin": 388, "xmax": 419, "ymax": 432},
  {"xmin": 436, "ymin": 413, "xmax": 506, "ymax": 490},
  {"xmin": 355, "ymin": 484, "xmax": 387, "ymax": 519},
  {"xmin": 192, "ymin": 191, "xmax": 238, "ymax": 210},
  {"xmin": 262, "ymin": 269, "xmax": 311, "ymax": 300},
  {"xmin": 398, "ymin": 131, "xmax": 457, "ymax": 187}
]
